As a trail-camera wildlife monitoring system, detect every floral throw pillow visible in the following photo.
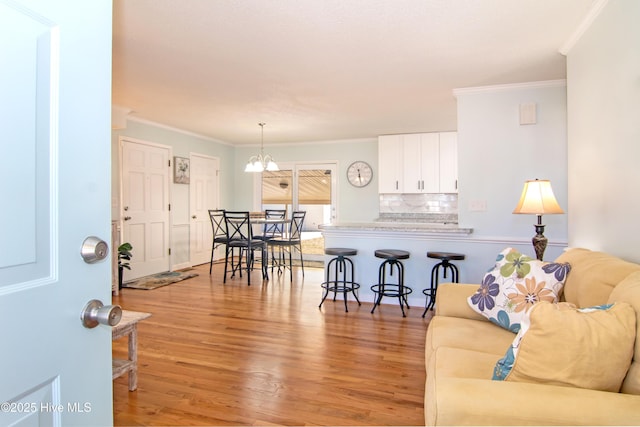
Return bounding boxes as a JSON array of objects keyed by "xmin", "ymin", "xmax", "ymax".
[{"xmin": 467, "ymin": 247, "xmax": 571, "ymax": 333}]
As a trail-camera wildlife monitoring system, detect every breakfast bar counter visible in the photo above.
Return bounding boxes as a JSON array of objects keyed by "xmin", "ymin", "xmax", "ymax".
[
  {"xmin": 319, "ymin": 221, "xmax": 473, "ymax": 236},
  {"xmin": 318, "ymin": 222, "xmax": 474, "ymax": 310}
]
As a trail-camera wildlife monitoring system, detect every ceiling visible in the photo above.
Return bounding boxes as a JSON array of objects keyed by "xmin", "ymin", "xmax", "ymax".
[{"xmin": 112, "ymin": 0, "xmax": 595, "ymax": 146}]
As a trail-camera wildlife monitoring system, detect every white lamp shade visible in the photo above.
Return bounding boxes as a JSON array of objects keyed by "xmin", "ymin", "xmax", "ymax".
[{"xmin": 513, "ymin": 179, "xmax": 564, "ymax": 215}]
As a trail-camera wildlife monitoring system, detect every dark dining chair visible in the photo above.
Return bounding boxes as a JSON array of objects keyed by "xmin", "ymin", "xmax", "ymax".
[
  {"xmin": 208, "ymin": 209, "xmax": 228, "ymax": 275},
  {"xmin": 223, "ymin": 211, "xmax": 268, "ymax": 285},
  {"xmin": 254, "ymin": 209, "xmax": 287, "ymax": 269},
  {"xmin": 268, "ymin": 211, "xmax": 306, "ymax": 281}
]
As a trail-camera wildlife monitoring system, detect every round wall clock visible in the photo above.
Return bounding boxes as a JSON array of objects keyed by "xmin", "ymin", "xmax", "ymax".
[{"xmin": 346, "ymin": 161, "xmax": 373, "ymax": 187}]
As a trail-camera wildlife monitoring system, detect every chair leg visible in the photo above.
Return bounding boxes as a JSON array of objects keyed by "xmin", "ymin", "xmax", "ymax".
[
  {"xmin": 262, "ymin": 246, "xmax": 269, "ymax": 281},
  {"xmin": 298, "ymin": 244, "xmax": 304, "ymax": 277},
  {"xmin": 288, "ymin": 249, "xmax": 293, "ymax": 281},
  {"xmin": 223, "ymin": 246, "xmax": 230, "ymax": 283},
  {"xmin": 209, "ymin": 243, "xmax": 215, "ymax": 275}
]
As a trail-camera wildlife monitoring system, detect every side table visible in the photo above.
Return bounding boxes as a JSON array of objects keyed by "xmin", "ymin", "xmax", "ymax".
[{"xmin": 112, "ymin": 310, "xmax": 151, "ymax": 391}]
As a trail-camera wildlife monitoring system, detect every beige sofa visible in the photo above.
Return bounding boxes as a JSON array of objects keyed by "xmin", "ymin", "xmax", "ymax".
[{"xmin": 425, "ymin": 248, "xmax": 640, "ymax": 426}]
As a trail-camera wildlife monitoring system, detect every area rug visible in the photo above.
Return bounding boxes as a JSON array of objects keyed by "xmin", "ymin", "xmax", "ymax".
[{"xmin": 122, "ymin": 270, "xmax": 198, "ymax": 290}]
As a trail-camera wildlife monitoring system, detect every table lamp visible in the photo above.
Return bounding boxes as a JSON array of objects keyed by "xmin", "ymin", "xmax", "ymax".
[{"xmin": 513, "ymin": 179, "xmax": 564, "ymax": 261}]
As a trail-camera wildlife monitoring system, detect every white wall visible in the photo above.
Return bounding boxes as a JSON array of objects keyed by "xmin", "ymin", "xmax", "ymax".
[
  {"xmin": 566, "ymin": 0, "xmax": 640, "ymax": 262},
  {"xmin": 455, "ymin": 81, "xmax": 569, "ymax": 253}
]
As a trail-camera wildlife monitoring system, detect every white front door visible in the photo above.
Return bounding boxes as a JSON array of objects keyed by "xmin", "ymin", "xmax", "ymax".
[
  {"xmin": 189, "ymin": 154, "xmax": 219, "ymax": 265},
  {"xmin": 120, "ymin": 138, "xmax": 171, "ymax": 280},
  {"xmin": 0, "ymin": 0, "xmax": 114, "ymax": 425}
]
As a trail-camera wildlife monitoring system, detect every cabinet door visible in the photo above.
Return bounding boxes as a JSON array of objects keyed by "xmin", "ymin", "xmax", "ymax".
[
  {"xmin": 402, "ymin": 133, "xmax": 423, "ymax": 193},
  {"xmin": 421, "ymin": 133, "xmax": 440, "ymax": 193},
  {"xmin": 378, "ymin": 135, "xmax": 403, "ymax": 193},
  {"xmin": 403, "ymin": 133, "xmax": 439, "ymax": 193},
  {"xmin": 439, "ymin": 132, "xmax": 458, "ymax": 193}
]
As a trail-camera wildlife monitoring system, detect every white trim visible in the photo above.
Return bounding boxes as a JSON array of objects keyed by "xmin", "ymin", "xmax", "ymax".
[
  {"xmin": 453, "ymin": 80, "xmax": 566, "ymax": 97},
  {"xmin": 559, "ymin": 0, "xmax": 610, "ymax": 55},
  {"xmin": 320, "ymin": 228, "xmax": 567, "ymax": 247},
  {"xmin": 125, "ymin": 115, "xmax": 232, "ymax": 146}
]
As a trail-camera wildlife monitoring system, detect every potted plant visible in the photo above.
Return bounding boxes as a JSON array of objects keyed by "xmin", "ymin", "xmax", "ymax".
[{"xmin": 117, "ymin": 242, "xmax": 133, "ymax": 289}]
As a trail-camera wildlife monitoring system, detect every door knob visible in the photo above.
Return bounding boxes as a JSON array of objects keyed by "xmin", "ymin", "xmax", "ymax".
[
  {"xmin": 81, "ymin": 299, "xmax": 122, "ymax": 328},
  {"xmin": 124, "ymin": 216, "xmax": 131, "ymax": 221},
  {"xmin": 192, "ymin": 215, "xmax": 197, "ymax": 219}
]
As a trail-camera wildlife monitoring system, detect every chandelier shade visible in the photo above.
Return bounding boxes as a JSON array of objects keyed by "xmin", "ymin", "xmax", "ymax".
[{"xmin": 245, "ymin": 123, "xmax": 279, "ymax": 172}]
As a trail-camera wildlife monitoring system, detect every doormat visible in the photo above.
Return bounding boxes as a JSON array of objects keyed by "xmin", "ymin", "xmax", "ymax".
[{"xmin": 122, "ymin": 270, "xmax": 199, "ymax": 290}]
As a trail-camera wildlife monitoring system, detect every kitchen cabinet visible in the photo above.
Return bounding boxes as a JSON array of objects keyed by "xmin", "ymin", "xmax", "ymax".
[
  {"xmin": 378, "ymin": 132, "xmax": 457, "ymax": 194},
  {"xmin": 403, "ymin": 132, "xmax": 439, "ymax": 193},
  {"xmin": 378, "ymin": 134, "xmax": 404, "ymax": 193},
  {"xmin": 438, "ymin": 132, "xmax": 458, "ymax": 193}
]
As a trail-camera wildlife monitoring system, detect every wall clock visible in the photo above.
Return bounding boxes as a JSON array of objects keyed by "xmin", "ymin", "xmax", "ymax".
[{"xmin": 347, "ymin": 161, "xmax": 373, "ymax": 187}]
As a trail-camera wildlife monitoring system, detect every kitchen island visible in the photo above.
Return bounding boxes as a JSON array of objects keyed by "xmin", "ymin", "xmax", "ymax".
[
  {"xmin": 318, "ymin": 222, "xmax": 474, "ymax": 311},
  {"xmin": 319, "ymin": 221, "xmax": 567, "ymax": 314}
]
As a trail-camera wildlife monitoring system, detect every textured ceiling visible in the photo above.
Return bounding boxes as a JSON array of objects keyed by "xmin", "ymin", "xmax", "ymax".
[{"xmin": 112, "ymin": 0, "xmax": 595, "ymax": 145}]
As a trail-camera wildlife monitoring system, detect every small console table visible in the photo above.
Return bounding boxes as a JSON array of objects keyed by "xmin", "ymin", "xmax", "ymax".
[{"xmin": 112, "ymin": 310, "xmax": 151, "ymax": 391}]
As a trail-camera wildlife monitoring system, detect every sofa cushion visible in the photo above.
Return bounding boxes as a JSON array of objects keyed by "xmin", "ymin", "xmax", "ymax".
[
  {"xmin": 555, "ymin": 247, "xmax": 640, "ymax": 307},
  {"xmin": 426, "ymin": 316, "xmax": 516, "ymax": 364},
  {"xmin": 493, "ymin": 301, "xmax": 636, "ymax": 392},
  {"xmin": 608, "ymin": 271, "xmax": 640, "ymax": 395},
  {"xmin": 467, "ymin": 247, "xmax": 570, "ymax": 333}
]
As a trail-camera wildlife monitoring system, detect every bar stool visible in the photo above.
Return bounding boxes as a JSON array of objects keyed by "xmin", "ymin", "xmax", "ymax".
[
  {"xmin": 422, "ymin": 251, "xmax": 466, "ymax": 317},
  {"xmin": 370, "ymin": 249, "xmax": 412, "ymax": 317},
  {"xmin": 319, "ymin": 248, "xmax": 361, "ymax": 312}
]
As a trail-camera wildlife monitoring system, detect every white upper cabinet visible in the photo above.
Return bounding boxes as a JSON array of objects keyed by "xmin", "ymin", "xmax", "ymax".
[
  {"xmin": 378, "ymin": 132, "xmax": 457, "ymax": 194},
  {"xmin": 403, "ymin": 133, "xmax": 439, "ymax": 193},
  {"xmin": 378, "ymin": 134, "xmax": 404, "ymax": 193},
  {"xmin": 438, "ymin": 132, "xmax": 458, "ymax": 193}
]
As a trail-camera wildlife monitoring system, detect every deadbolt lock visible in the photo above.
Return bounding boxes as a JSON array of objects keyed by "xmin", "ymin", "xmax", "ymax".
[{"xmin": 81, "ymin": 236, "xmax": 109, "ymax": 264}]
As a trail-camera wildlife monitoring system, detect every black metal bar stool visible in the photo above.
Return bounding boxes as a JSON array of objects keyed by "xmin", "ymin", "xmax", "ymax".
[
  {"xmin": 319, "ymin": 248, "xmax": 361, "ymax": 312},
  {"xmin": 371, "ymin": 249, "xmax": 412, "ymax": 317},
  {"xmin": 422, "ymin": 251, "xmax": 465, "ymax": 317}
]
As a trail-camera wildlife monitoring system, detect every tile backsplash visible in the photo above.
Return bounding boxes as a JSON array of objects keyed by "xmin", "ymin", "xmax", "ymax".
[{"xmin": 378, "ymin": 193, "xmax": 458, "ymax": 223}]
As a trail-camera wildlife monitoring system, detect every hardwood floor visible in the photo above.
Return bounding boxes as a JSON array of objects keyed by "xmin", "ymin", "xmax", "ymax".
[{"xmin": 113, "ymin": 261, "xmax": 433, "ymax": 426}]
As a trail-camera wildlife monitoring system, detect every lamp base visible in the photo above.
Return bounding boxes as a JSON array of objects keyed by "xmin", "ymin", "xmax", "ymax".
[{"xmin": 532, "ymin": 224, "xmax": 547, "ymax": 261}]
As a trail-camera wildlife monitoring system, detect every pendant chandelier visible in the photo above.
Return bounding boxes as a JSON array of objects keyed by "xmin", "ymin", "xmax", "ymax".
[{"xmin": 244, "ymin": 122, "xmax": 279, "ymax": 172}]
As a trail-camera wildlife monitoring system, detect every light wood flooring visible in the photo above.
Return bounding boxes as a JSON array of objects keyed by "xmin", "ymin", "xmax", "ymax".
[{"xmin": 113, "ymin": 261, "xmax": 433, "ymax": 426}]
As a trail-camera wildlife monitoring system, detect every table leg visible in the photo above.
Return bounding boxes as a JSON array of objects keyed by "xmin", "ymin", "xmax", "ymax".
[{"xmin": 128, "ymin": 326, "xmax": 138, "ymax": 391}]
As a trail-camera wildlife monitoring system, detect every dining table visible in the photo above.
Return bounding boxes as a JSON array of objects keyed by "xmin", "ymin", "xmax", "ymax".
[{"xmin": 224, "ymin": 213, "xmax": 291, "ymax": 283}]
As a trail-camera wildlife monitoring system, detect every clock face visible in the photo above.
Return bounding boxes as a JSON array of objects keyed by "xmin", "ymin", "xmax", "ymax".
[{"xmin": 347, "ymin": 161, "xmax": 373, "ymax": 187}]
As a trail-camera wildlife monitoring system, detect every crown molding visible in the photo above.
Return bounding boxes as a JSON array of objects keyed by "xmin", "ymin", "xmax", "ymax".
[
  {"xmin": 453, "ymin": 80, "xmax": 566, "ymax": 97},
  {"xmin": 124, "ymin": 115, "xmax": 233, "ymax": 146},
  {"xmin": 559, "ymin": 0, "xmax": 609, "ymax": 55}
]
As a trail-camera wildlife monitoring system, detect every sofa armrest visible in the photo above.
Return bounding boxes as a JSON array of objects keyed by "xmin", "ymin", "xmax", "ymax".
[
  {"xmin": 434, "ymin": 283, "xmax": 487, "ymax": 321},
  {"xmin": 427, "ymin": 377, "xmax": 640, "ymax": 426}
]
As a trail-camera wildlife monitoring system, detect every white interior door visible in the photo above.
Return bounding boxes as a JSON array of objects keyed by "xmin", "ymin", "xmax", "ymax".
[
  {"xmin": 0, "ymin": 0, "xmax": 114, "ymax": 425},
  {"xmin": 189, "ymin": 153, "xmax": 219, "ymax": 265},
  {"xmin": 121, "ymin": 139, "xmax": 171, "ymax": 280}
]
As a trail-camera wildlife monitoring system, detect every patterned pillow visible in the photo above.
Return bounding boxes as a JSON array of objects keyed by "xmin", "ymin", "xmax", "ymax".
[
  {"xmin": 467, "ymin": 247, "xmax": 570, "ymax": 333},
  {"xmin": 492, "ymin": 301, "xmax": 636, "ymax": 392}
]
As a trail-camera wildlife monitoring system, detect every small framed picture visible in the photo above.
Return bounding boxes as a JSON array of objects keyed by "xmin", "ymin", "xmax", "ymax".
[{"xmin": 174, "ymin": 156, "xmax": 190, "ymax": 184}]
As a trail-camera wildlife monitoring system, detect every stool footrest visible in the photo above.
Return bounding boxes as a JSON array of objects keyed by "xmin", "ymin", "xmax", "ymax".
[
  {"xmin": 321, "ymin": 281, "xmax": 361, "ymax": 293},
  {"xmin": 370, "ymin": 284, "xmax": 413, "ymax": 298}
]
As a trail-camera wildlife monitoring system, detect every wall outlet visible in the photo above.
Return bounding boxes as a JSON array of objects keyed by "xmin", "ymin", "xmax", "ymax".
[{"xmin": 469, "ymin": 200, "xmax": 487, "ymax": 212}]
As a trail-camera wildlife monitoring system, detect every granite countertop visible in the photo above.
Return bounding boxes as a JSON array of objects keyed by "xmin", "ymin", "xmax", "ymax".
[{"xmin": 319, "ymin": 221, "xmax": 473, "ymax": 235}]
